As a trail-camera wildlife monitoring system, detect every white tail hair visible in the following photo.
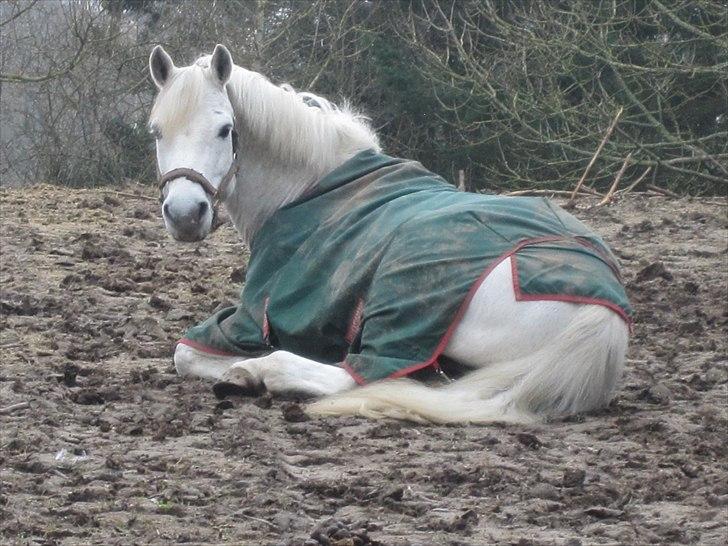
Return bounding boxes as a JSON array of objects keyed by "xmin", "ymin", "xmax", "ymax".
[{"xmin": 306, "ymin": 305, "xmax": 628, "ymax": 424}]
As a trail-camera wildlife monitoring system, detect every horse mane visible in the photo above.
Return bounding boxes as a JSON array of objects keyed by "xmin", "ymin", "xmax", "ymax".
[
  {"xmin": 225, "ymin": 61, "xmax": 380, "ymax": 172},
  {"xmin": 152, "ymin": 54, "xmax": 380, "ymax": 175}
]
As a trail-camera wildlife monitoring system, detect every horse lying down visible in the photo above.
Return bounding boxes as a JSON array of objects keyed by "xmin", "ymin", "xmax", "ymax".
[{"xmin": 149, "ymin": 44, "xmax": 632, "ymax": 424}]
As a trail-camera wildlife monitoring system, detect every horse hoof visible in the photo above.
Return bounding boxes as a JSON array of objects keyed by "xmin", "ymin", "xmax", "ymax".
[{"xmin": 213, "ymin": 368, "xmax": 260, "ymax": 399}]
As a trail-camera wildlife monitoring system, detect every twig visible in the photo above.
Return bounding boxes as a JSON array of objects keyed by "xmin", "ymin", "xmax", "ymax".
[
  {"xmin": 646, "ymin": 184, "xmax": 680, "ymax": 198},
  {"xmin": 238, "ymin": 512, "xmax": 278, "ymax": 529},
  {"xmin": 617, "ymin": 166, "xmax": 652, "ymax": 196},
  {"xmin": 565, "ymin": 107, "xmax": 624, "ymax": 208},
  {"xmin": 697, "ymin": 198, "xmax": 728, "ymax": 206},
  {"xmin": 98, "ymin": 190, "xmax": 157, "ymax": 202},
  {"xmin": 594, "ymin": 152, "xmax": 633, "ymax": 207},
  {"xmin": 581, "ymin": 185, "xmax": 604, "ymax": 196},
  {"xmin": 504, "ymin": 189, "xmax": 596, "ymax": 197},
  {"xmin": 458, "ymin": 169, "xmax": 465, "ymax": 191},
  {"xmin": 0, "ymin": 402, "xmax": 30, "ymax": 415}
]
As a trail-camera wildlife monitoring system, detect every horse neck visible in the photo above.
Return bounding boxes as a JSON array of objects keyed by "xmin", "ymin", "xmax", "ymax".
[
  {"xmin": 223, "ymin": 66, "xmax": 379, "ymax": 245},
  {"xmin": 225, "ymin": 149, "xmax": 320, "ymax": 244}
]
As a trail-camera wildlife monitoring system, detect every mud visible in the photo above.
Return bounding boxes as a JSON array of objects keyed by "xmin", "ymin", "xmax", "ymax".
[{"xmin": 1, "ymin": 185, "xmax": 726, "ymax": 545}]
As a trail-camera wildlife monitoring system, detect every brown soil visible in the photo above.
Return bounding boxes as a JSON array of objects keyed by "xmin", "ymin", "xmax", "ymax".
[{"xmin": 1, "ymin": 185, "xmax": 726, "ymax": 546}]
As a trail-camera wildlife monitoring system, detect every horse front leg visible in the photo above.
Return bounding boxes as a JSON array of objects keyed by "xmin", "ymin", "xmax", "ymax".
[
  {"xmin": 173, "ymin": 343, "xmax": 246, "ymax": 381},
  {"xmin": 212, "ymin": 351, "xmax": 356, "ymax": 399}
]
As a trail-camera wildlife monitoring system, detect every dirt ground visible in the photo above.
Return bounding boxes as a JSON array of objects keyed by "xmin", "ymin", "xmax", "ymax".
[{"xmin": 0, "ymin": 184, "xmax": 726, "ymax": 546}]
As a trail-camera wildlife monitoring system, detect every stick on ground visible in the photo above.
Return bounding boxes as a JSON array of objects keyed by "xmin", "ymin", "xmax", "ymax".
[
  {"xmin": 0, "ymin": 402, "xmax": 30, "ymax": 415},
  {"xmin": 646, "ymin": 184, "xmax": 680, "ymax": 198},
  {"xmin": 98, "ymin": 190, "xmax": 157, "ymax": 202},
  {"xmin": 594, "ymin": 152, "xmax": 633, "ymax": 207},
  {"xmin": 504, "ymin": 189, "xmax": 597, "ymax": 197},
  {"xmin": 618, "ymin": 166, "xmax": 652, "ymax": 196}
]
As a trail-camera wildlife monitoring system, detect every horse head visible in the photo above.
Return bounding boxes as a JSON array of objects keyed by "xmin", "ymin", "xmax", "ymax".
[{"xmin": 149, "ymin": 44, "xmax": 237, "ymax": 242}]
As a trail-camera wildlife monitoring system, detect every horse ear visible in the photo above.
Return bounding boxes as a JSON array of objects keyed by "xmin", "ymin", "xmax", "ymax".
[
  {"xmin": 211, "ymin": 44, "xmax": 233, "ymax": 85},
  {"xmin": 150, "ymin": 45, "xmax": 175, "ymax": 89}
]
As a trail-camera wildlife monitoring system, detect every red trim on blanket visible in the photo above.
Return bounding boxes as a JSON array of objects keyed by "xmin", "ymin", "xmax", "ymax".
[
  {"xmin": 508, "ymin": 252, "xmax": 632, "ymax": 325},
  {"xmin": 262, "ymin": 296, "xmax": 271, "ymax": 343},
  {"xmin": 343, "ymin": 359, "xmax": 444, "ymax": 386},
  {"xmin": 341, "ymin": 236, "xmax": 632, "ymax": 385},
  {"xmin": 572, "ymin": 236, "xmax": 624, "ymax": 281},
  {"xmin": 177, "ymin": 338, "xmax": 241, "ymax": 357},
  {"xmin": 342, "ymin": 362, "xmax": 367, "ymax": 386},
  {"xmin": 389, "ymin": 358, "xmax": 444, "ymax": 380},
  {"xmin": 344, "ymin": 297, "xmax": 365, "ymax": 345}
]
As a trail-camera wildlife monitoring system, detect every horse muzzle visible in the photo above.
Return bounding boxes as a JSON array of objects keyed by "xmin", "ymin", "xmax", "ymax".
[
  {"xmin": 162, "ymin": 197, "xmax": 214, "ymax": 242},
  {"xmin": 157, "ymin": 162, "xmax": 238, "ymax": 242}
]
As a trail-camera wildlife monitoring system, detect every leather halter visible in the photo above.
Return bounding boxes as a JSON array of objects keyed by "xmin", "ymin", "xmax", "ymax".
[{"xmin": 157, "ymin": 130, "xmax": 239, "ymax": 230}]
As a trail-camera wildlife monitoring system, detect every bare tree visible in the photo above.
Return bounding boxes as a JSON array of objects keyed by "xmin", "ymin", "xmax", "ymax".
[
  {"xmin": 1, "ymin": 0, "xmax": 725, "ymax": 194},
  {"xmin": 401, "ymin": 0, "xmax": 728, "ymax": 192}
]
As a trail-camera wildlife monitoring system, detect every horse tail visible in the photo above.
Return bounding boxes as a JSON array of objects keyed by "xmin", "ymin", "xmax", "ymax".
[{"xmin": 305, "ymin": 305, "xmax": 628, "ymax": 424}]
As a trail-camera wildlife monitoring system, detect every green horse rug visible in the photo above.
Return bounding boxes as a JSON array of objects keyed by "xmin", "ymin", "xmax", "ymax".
[{"xmin": 181, "ymin": 150, "xmax": 632, "ymax": 384}]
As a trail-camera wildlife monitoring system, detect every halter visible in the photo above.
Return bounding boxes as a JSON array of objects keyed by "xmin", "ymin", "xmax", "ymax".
[{"xmin": 157, "ymin": 129, "xmax": 239, "ymax": 231}]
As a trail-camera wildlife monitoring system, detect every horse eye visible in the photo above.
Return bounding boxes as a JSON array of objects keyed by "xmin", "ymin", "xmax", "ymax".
[
  {"xmin": 218, "ymin": 125, "xmax": 232, "ymax": 138},
  {"xmin": 150, "ymin": 127, "xmax": 162, "ymax": 140}
]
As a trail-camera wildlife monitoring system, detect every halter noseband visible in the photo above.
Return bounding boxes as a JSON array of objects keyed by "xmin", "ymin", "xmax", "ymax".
[{"xmin": 157, "ymin": 130, "xmax": 239, "ymax": 231}]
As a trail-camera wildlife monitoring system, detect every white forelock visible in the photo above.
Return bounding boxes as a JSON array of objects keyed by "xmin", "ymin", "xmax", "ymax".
[{"xmin": 149, "ymin": 63, "xmax": 212, "ymax": 135}]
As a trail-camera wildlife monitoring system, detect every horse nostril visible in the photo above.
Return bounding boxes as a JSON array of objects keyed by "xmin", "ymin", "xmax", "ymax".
[
  {"xmin": 163, "ymin": 202, "xmax": 171, "ymax": 217},
  {"xmin": 197, "ymin": 201, "xmax": 208, "ymax": 219}
]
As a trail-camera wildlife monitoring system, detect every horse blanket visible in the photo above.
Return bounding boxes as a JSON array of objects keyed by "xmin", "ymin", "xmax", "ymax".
[{"xmin": 181, "ymin": 150, "xmax": 632, "ymax": 384}]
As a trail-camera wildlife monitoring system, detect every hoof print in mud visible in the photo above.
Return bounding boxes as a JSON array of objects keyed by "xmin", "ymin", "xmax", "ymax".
[
  {"xmin": 281, "ymin": 402, "xmax": 310, "ymax": 423},
  {"xmin": 72, "ymin": 389, "xmax": 106, "ymax": 405}
]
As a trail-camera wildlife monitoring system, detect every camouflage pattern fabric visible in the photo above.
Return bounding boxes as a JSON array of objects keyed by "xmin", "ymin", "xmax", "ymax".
[{"xmin": 182, "ymin": 150, "xmax": 632, "ymax": 383}]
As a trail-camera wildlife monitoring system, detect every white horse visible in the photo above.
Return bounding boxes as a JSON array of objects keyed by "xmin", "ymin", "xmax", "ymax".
[{"xmin": 149, "ymin": 45, "xmax": 629, "ymax": 424}]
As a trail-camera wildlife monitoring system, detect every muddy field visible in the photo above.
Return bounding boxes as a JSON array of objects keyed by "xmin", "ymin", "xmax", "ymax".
[{"xmin": 0, "ymin": 184, "xmax": 726, "ymax": 545}]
